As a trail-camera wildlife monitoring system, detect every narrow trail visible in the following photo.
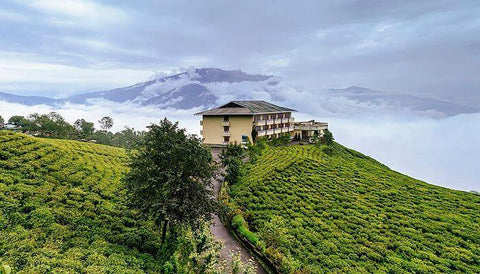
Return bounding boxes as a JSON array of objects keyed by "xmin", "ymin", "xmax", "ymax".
[{"xmin": 210, "ymin": 148, "xmax": 267, "ymax": 274}]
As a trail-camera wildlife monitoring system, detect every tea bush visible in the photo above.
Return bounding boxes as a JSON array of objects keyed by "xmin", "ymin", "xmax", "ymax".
[{"xmin": 228, "ymin": 143, "xmax": 480, "ymax": 273}]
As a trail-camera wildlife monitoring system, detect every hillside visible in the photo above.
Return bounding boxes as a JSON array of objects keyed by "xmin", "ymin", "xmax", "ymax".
[
  {"xmin": 0, "ymin": 131, "xmax": 164, "ymax": 272},
  {"xmin": 226, "ymin": 144, "xmax": 480, "ymax": 273}
]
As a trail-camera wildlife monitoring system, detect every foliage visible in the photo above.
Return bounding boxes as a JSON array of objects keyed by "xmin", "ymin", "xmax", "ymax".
[
  {"xmin": 0, "ymin": 116, "xmax": 4, "ymax": 124},
  {"xmin": 124, "ymin": 118, "xmax": 216, "ymax": 244},
  {"xmin": 220, "ymin": 143, "xmax": 245, "ymax": 185},
  {"xmin": 267, "ymin": 134, "xmax": 291, "ymax": 146},
  {"xmin": 228, "ymin": 143, "xmax": 480, "ymax": 273},
  {"xmin": 323, "ymin": 128, "xmax": 334, "ymax": 146},
  {"xmin": 232, "ymin": 215, "xmax": 258, "ymax": 245},
  {"xmin": 99, "ymin": 116, "xmax": 114, "ymax": 131},
  {"xmin": 7, "ymin": 115, "xmax": 24, "ymax": 125},
  {"xmin": 74, "ymin": 118, "xmax": 95, "ymax": 138},
  {"xmin": 3, "ymin": 112, "xmax": 142, "ymax": 148},
  {"xmin": 0, "ymin": 131, "xmax": 167, "ymax": 272},
  {"xmin": 26, "ymin": 112, "xmax": 76, "ymax": 138},
  {"xmin": 0, "ymin": 263, "xmax": 11, "ymax": 274}
]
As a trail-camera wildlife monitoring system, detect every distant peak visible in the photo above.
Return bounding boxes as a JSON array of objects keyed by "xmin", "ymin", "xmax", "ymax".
[{"xmin": 345, "ymin": 86, "xmax": 373, "ymax": 92}]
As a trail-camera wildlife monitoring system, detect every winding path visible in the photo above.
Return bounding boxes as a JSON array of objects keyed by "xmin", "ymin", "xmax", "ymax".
[{"xmin": 210, "ymin": 148, "xmax": 267, "ymax": 274}]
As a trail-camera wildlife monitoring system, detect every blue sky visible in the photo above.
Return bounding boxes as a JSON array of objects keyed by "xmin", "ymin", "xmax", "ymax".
[{"xmin": 0, "ymin": 0, "xmax": 479, "ymax": 105}]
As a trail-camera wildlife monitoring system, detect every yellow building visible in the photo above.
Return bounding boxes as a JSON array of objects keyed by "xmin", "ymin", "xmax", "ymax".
[{"xmin": 195, "ymin": 101, "xmax": 296, "ymax": 146}]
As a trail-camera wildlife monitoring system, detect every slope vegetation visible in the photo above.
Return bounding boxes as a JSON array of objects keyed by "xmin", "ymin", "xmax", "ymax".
[
  {"xmin": 0, "ymin": 131, "xmax": 163, "ymax": 272},
  {"xmin": 227, "ymin": 144, "xmax": 480, "ymax": 273}
]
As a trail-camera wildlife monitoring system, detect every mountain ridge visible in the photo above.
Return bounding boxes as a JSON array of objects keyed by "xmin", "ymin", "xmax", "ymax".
[{"xmin": 0, "ymin": 68, "xmax": 477, "ymax": 117}]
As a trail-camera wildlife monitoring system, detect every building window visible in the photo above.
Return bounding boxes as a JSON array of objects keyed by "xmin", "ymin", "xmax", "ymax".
[
  {"xmin": 223, "ymin": 126, "xmax": 230, "ymax": 132},
  {"xmin": 224, "ymin": 136, "xmax": 230, "ymax": 142},
  {"xmin": 242, "ymin": 135, "xmax": 248, "ymax": 143},
  {"xmin": 223, "ymin": 115, "xmax": 229, "ymax": 121}
]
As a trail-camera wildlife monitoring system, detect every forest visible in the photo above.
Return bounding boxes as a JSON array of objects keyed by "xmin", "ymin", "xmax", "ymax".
[{"xmin": 223, "ymin": 142, "xmax": 480, "ymax": 273}]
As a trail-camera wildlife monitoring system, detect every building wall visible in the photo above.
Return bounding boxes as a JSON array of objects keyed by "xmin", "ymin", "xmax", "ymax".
[{"xmin": 201, "ymin": 115, "xmax": 253, "ymax": 145}]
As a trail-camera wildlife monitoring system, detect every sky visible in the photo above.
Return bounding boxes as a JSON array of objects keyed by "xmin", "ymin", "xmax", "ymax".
[{"xmin": 0, "ymin": 0, "xmax": 479, "ymax": 105}]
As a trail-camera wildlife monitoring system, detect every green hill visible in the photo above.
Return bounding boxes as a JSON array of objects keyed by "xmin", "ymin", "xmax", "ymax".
[
  {"xmin": 0, "ymin": 131, "xmax": 164, "ymax": 272},
  {"xmin": 226, "ymin": 143, "xmax": 480, "ymax": 273}
]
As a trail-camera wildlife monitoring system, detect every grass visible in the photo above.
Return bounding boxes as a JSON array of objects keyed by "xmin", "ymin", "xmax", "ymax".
[
  {"xmin": 0, "ymin": 131, "xmax": 164, "ymax": 273},
  {"xmin": 227, "ymin": 143, "xmax": 480, "ymax": 273}
]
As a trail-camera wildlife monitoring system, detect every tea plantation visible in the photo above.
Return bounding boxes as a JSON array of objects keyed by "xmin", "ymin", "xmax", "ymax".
[
  {"xmin": 0, "ymin": 131, "xmax": 164, "ymax": 272},
  {"xmin": 228, "ymin": 144, "xmax": 480, "ymax": 273}
]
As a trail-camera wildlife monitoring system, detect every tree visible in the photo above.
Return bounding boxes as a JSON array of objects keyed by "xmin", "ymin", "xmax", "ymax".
[
  {"xmin": 8, "ymin": 115, "xmax": 24, "ymax": 125},
  {"xmin": 124, "ymin": 118, "xmax": 216, "ymax": 245},
  {"xmin": 323, "ymin": 129, "xmax": 334, "ymax": 146},
  {"xmin": 99, "ymin": 116, "xmax": 113, "ymax": 131},
  {"xmin": 219, "ymin": 143, "xmax": 245, "ymax": 185},
  {"xmin": 0, "ymin": 116, "xmax": 4, "ymax": 124},
  {"xmin": 74, "ymin": 119, "xmax": 95, "ymax": 138}
]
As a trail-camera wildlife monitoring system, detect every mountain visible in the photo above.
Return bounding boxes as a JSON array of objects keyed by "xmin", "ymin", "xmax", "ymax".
[
  {"xmin": 0, "ymin": 68, "xmax": 477, "ymax": 117},
  {"xmin": 225, "ymin": 143, "xmax": 480, "ymax": 273},
  {"xmin": 318, "ymin": 86, "xmax": 478, "ymax": 117},
  {"xmin": 60, "ymin": 68, "xmax": 278, "ymax": 108},
  {"xmin": 0, "ymin": 91, "xmax": 56, "ymax": 106}
]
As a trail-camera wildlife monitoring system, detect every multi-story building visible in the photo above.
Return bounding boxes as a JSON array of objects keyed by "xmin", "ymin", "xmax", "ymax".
[
  {"xmin": 292, "ymin": 120, "xmax": 329, "ymax": 140},
  {"xmin": 195, "ymin": 100, "xmax": 296, "ymax": 146}
]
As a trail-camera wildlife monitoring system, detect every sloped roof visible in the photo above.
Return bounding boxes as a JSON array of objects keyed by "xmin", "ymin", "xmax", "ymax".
[{"xmin": 195, "ymin": 100, "xmax": 296, "ymax": 116}]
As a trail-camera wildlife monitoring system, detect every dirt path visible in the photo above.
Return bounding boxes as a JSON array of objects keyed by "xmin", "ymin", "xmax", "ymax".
[{"xmin": 210, "ymin": 148, "xmax": 267, "ymax": 274}]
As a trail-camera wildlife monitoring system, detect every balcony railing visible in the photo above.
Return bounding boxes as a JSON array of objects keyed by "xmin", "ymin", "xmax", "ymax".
[
  {"xmin": 266, "ymin": 119, "xmax": 274, "ymax": 125},
  {"xmin": 267, "ymin": 129, "xmax": 274, "ymax": 135},
  {"xmin": 221, "ymin": 121, "xmax": 230, "ymax": 126},
  {"xmin": 294, "ymin": 123, "xmax": 328, "ymax": 131},
  {"xmin": 222, "ymin": 131, "xmax": 231, "ymax": 136},
  {"xmin": 255, "ymin": 120, "xmax": 266, "ymax": 126},
  {"xmin": 257, "ymin": 130, "xmax": 266, "ymax": 137}
]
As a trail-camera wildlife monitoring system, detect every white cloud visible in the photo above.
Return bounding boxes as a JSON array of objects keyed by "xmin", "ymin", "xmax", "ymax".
[
  {"xmin": 23, "ymin": 0, "xmax": 128, "ymax": 26},
  {"xmin": 0, "ymin": 51, "xmax": 153, "ymax": 94}
]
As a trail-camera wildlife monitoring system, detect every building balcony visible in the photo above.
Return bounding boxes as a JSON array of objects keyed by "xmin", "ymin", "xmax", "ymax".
[
  {"xmin": 266, "ymin": 119, "xmax": 275, "ymax": 125},
  {"xmin": 274, "ymin": 118, "xmax": 283, "ymax": 124},
  {"xmin": 222, "ymin": 141, "xmax": 229, "ymax": 146},
  {"xmin": 266, "ymin": 129, "xmax": 274, "ymax": 135},
  {"xmin": 257, "ymin": 130, "xmax": 266, "ymax": 137},
  {"xmin": 221, "ymin": 121, "xmax": 230, "ymax": 126},
  {"xmin": 255, "ymin": 120, "xmax": 266, "ymax": 126},
  {"xmin": 222, "ymin": 131, "xmax": 231, "ymax": 136},
  {"xmin": 294, "ymin": 122, "xmax": 328, "ymax": 131}
]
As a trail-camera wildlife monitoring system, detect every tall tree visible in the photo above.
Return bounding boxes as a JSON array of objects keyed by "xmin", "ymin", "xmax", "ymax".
[
  {"xmin": 124, "ymin": 118, "xmax": 216, "ymax": 245},
  {"xmin": 99, "ymin": 116, "xmax": 113, "ymax": 131},
  {"xmin": 0, "ymin": 115, "xmax": 4, "ymax": 124},
  {"xmin": 8, "ymin": 115, "xmax": 24, "ymax": 125},
  {"xmin": 74, "ymin": 119, "xmax": 95, "ymax": 138}
]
